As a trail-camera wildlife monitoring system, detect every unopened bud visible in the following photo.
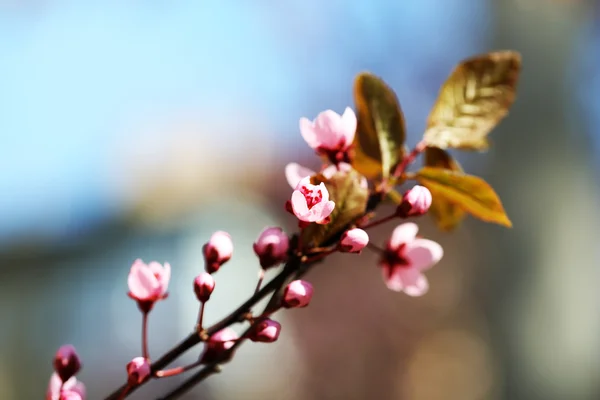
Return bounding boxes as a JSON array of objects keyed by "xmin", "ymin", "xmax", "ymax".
[
  {"xmin": 253, "ymin": 227, "xmax": 289, "ymax": 269},
  {"xmin": 203, "ymin": 231, "xmax": 234, "ymax": 273},
  {"xmin": 248, "ymin": 319, "xmax": 281, "ymax": 343},
  {"xmin": 397, "ymin": 185, "xmax": 432, "ymax": 217},
  {"xmin": 59, "ymin": 391, "xmax": 82, "ymax": 400},
  {"xmin": 53, "ymin": 345, "xmax": 81, "ymax": 383},
  {"xmin": 194, "ymin": 273, "xmax": 216, "ymax": 302},
  {"xmin": 126, "ymin": 357, "xmax": 151, "ymax": 385},
  {"xmin": 339, "ymin": 228, "xmax": 369, "ymax": 253},
  {"xmin": 199, "ymin": 328, "xmax": 238, "ymax": 364},
  {"xmin": 282, "ymin": 280, "xmax": 313, "ymax": 308}
]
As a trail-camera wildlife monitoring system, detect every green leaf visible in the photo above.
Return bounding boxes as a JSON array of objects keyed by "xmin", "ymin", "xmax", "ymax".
[
  {"xmin": 302, "ymin": 169, "xmax": 369, "ymax": 248},
  {"xmin": 352, "ymin": 72, "xmax": 407, "ymax": 179},
  {"xmin": 423, "ymin": 51, "xmax": 521, "ymax": 150},
  {"xmin": 415, "ymin": 166, "xmax": 512, "ymax": 228},
  {"xmin": 423, "ymin": 147, "xmax": 466, "ymax": 231}
]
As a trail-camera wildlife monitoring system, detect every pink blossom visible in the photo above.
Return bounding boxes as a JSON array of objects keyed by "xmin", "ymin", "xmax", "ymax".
[
  {"xmin": 290, "ymin": 177, "xmax": 335, "ymax": 224},
  {"xmin": 126, "ymin": 357, "xmax": 151, "ymax": 385},
  {"xmin": 127, "ymin": 259, "xmax": 171, "ymax": 308},
  {"xmin": 194, "ymin": 272, "xmax": 216, "ymax": 302},
  {"xmin": 282, "ymin": 280, "xmax": 313, "ymax": 308},
  {"xmin": 53, "ymin": 345, "xmax": 81, "ymax": 383},
  {"xmin": 59, "ymin": 391, "xmax": 82, "ymax": 400},
  {"xmin": 339, "ymin": 228, "xmax": 369, "ymax": 253},
  {"xmin": 284, "ymin": 162, "xmax": 367, "ymax": 190},
  {"xmin": 253, "ymin": 227, "xmax": 289, "ymax": 269},
  {"xmin": 199, "ymin": 328, "xmax": 239, "ymax": 364},
  {"xmin": 398, "ymin": 185, "xmax": 432, "ymax": 217},
  {"xmin": 46, "ymin": 373, "xmax": 86, "ymax": 400},
  {"xmin": 203, "ymin": 231, "xmax": 234, "ymax": 273},
  {"xmin": 299, "ymin": 107, "xmax": 357, "ymax": 153},
  {"xmin": 380, "ymin": 223, "xmax": 443, "ymax": 296},
  {"xmin": 249, "ymin": 319, "xmax": 281, "ymax": 343}
]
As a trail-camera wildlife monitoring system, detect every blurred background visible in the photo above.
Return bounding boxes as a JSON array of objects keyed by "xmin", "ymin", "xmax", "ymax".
[{"xmin": 1, "ymin": 0, "xmax": 599, "ymax": 399}]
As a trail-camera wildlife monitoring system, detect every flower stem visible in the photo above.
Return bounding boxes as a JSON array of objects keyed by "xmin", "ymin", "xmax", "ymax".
[
  {"xmin": 360, "ymin": 214, "xmax": 397, "ymax": 230},
  {"xmin": 393, "ymin": 140, "xmax": 426, "ymax": 178},
  {"xmin": 142, "ymin": 311, "xmax": 149, "ymax": 360},
  {"xmin": 197, "ymin": 303, "xmax": 205, "ymax": 329},
  {"xmin": 254, "ymin": 269, "xmax": 265, "ymax": 295},
  {"xmin": 155, "ymin": 360, "xmax": 203, "ymax": 378},
  {"xmin": 156, "ymin": 364, "xmax": 222, "ymax": 400}
]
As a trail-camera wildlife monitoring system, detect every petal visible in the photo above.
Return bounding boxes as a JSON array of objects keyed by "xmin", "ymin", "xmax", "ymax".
[
  {"xmin": 381, "ymin": 264, "xmax": 404, "ymax": 292},
  {"xmin": 299, "ymin": 117, "xmax": 319, "ymax": 149},
  {"xmin": 291, "ymin": 190, "xmax": 309, "ymax": 217},
  {"xmin": 320, "ymin": 200, "xmax": 335, "ymax": 219},
  {"xmin": 317, "ymin": 182, "xmax": 330, "ymax": 202},
  {"xmin": 147, "ymin": 262, "xmax": 164, "ymax": 275},
  {"xmin": 389, "ymin": 223, "xmax": 418, "ymax": 249},
  {"xmin": 341, "ymin": 107, "xmax": 357, "ymax": 145},
  {"xmin": 405, "ymin": 239, "xmax": 444, "ymax": 271},
  {"xmin": 47, "ymin": 373, "xmax": 62, "ymax": 399},
  {"xmin": 159, "ymin": 262, "xmax": 171, "ymax": 295},
  {"xmin": 285, "ymin": 163, "xmax": 315, "ymax": 189},
  {"xmin": 321, "ymin": 164, "xmax": 337, "ymax": 179},
  {"xmin": 403, "ymin": 274, "xmax": 429, "ymax": 297},
  {"xmin": 128, "ymin": 263, "xmax": 160, "ymax": 300},
  {"xmin": 314, "ymin": 110, "xmax": 344, "ymax": 149}
]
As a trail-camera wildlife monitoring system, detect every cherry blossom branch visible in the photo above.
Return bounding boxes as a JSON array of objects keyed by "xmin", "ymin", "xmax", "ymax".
[{"xmin": 103, "ymin": 255, "xmax": 306, "ymax": 400}]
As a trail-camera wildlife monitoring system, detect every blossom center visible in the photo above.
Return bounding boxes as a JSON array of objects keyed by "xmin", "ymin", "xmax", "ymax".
[
  {"xmin": 385, "ymin": 243, "xmax": 411, "ymax": 268},
  {"xmin": 300, "ymin": 186, "xmax": 323, "ymax": 209}
]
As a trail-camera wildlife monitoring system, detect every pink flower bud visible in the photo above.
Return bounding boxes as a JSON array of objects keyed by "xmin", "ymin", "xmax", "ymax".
[
  {"xmin": 290, "ymin": 177, "xmax": 335, "ymax": 224},
  {"xmin": 59, "ymin": 391, "xmax": 82, "ymax": 400},
  {"xmin": 199, "ymin": 328, "xmax": 239, "ymax": 364},
  {"xmin": 339, "ymin": 228, "xmax": 369, "ymax": 253},
  {"xmin": 253, "ymin": 227, "xmax": 290, "ymax": 269},
  {"xmin": 249, "ymin": 319, "xmax": 281, "ymax": 343},
  {"xmin": 203, "ymin": 231, "xmax": 234, "ymax": 273},
  {"xmin": 126, "ymin": 357, "xmax": 151, "ymax": 385},
  {"xmin": 397, "ymin": 185, "xmax": 432, "ymax": 217},
  {"xmin": 47, "ymin": 373, "xmax": 86, "ymax": 400},
  {"xmin": 194, "ymin": 272, "xmax": 215, "ymax": 302},
  {"xmin": 53, "ymin": 345, "xmax": 81, "ymax": 383},
  {"xmin": 127, "ymin": 259, "xmax": 171, "ymax": 312},
  {"xmin": 299, "ymin": 108, "xmax": 357, "ymax": 162},
  {"xmin": 282, "ymin": 280, "xmax": 313, "ymax": 308}
]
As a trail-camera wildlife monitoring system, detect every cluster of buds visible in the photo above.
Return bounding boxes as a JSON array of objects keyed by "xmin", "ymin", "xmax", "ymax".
[{"xmin": 47, "ymin": 345, "xmax": 85, "ymax": 400}]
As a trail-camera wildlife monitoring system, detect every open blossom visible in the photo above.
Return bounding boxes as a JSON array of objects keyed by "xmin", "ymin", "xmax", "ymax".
[
  {"xmin": 127, "ymin": 259, "xmax": 171, "ymax": 308},
  {"xmin": 46, "ymin": 373, "xmax": 86, "ymax": 400},
  {"xmin": 380, "ymin": 223, "xmax": 443, "ymax": 296},
  {"xmin": 253, "ymin": 227, "xmax": 289, "ymax": 269},
  {"xmin": 299, "ymin": 108, "xmax": 357, "ymax": 157},
  {"xmin": 289, "ymin": 177, "xmax": 335, "ymax": 224},
  {"xmin": 285, "ymin": 162, "xmax": 367, "ymax": 190}
]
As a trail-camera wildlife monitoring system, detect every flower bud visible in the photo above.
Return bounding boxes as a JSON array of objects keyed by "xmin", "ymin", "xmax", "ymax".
[
  {"xmin": 339, "ymin": 228, "xmax": 369, "ymax": 253},
  {"xmin": 203, "ymin": 231, "xmax": 234, "ymax": 273},
  {"xmin": 194, "ymin": 273, "xmax": 215, "ymax": 302},
  {"xmin": 199, "ymin": 328, "xmax": 239, "ymax": 364},
  {"xmin": 282, "ymin": 280, "xmax": 313, "ymax": 308},
  {"xmin": 253, "ymin": 227, "xmax": 289, "ymax": 269},
  {"xmin": 47, "ymin": 373, "xmax": 85, "ymax": 400},
  {"xmin": 59, "ymin": 391, "xmax": 82, "ymax": 400},
  {"xmin": 248, "ymin": 319, "xmax": 281, "ymax": 343},
  {"xmin": 397, "ymin": 185, "xmax": 432, "ymax": 218},
  {"xmin": 126, "ymin": 357, "xmax": 151, "ymax": 385},
  {"xmin": 53, "ymin": 345, "xmax": 81, "ymax": 383}
]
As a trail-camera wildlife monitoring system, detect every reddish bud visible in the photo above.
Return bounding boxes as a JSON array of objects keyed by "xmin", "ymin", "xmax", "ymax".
[
  {"xmin": 397, "ymin": 185, "xmax": 432, "ymax": 217},
  {"xmin": 282, "ymin": 280, "xmax": 313, "ymax": 308},
  {"xmin": 339, "ymin": 228, "xmax": 369, "ymax": 253},
  {"xmin": 249, "ymin": 319, "xmax": 281, "ymax": 343},
  {"xmin": 199, "ymin": 328, "xmax": 239, "ymax": 364},
  {"xmin": 203, "ymin": 231, "xmax": 234, "ymax": 273},
  {"xmin": 126, "ymin": 357, "xmax": 151, "ymax": 385},
  {"xmin": 53, "ymin": 345, "xmax": 81, "ymax": 383},
  {"xmin": 194, "ymin": 273, "xmax": 215, "ymax": 302},
  {"xmin": 253, "ymin": 227, "xmax": 289, "ymax": 269}
]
